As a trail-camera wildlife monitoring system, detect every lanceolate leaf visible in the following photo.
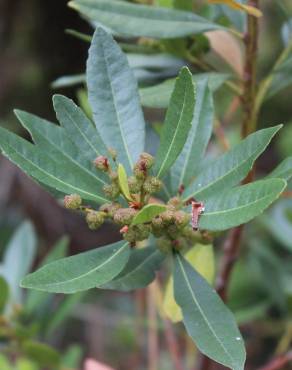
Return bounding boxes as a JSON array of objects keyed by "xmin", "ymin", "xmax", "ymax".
[
  {"xmin": 0, "ymin": 127, "xmax": 107, "ymax": 203},
  {"xmin": 21, "ymin": 241, "xmax": 130, "ymax": 294},
  {"xmin": 163, "ymin": 244, "xmax": 214, "ymax": 323},
  {"xmin": 118, "ymin": 163, "xmax": 133, "ymax": 201},
  {"xmin": 132, "ymin": 204, "xmax": 167, "ymax": 225},
  {"xmin": 87, "ymin": 27, "xmax": 145, "ymax": 172},
  {"xmin": 14, "ymin": 110, "xmax": 109, "ymax": 203},
  {"xmin": 267, "ymin": 157, "xmax": 292, "ymax": 181},
  {"xmin": 0, "ymin": 277, "xmax": 9, "ymax": 313},
  {"xmin": 171, "ymin": 78, "xmax": 214, "ymax": 192},
  {"xmin": 154, "ymin": 67, "xmax": 195, "ymax": 179},
  {"xmin": 183, "ymin": 125, "xmax": 282, "ymax": 202},
  {"xmin": 53, "ymin": 95, "xmax": 108, "ymax": 161},
  {"xmin": 198, "ymin": 179, "xmax": 286, "ymax": 231},
  {"xmin": 70, "ymin": 0, "xmax": 223, "ymax": 39},
  {"xmin": 140, "ymin": 72, "xmax": 228, "ymax": 108},
  {"xmin": 100, "ymin": 246, "xmax": 164, "ymax": 291},
  {"xmin": 174, "ymin": 253, "xmax": 246, "ymax": 370}
]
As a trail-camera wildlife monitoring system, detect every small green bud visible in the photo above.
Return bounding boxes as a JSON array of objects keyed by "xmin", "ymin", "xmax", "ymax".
[
  {"xmin": 64, "ymin": 194, "xmax": 82, "ymax": 210},
  {"xmin": 103, "ymin": 183, "xmax": 120, "ymax": 199},
  {"xmin": 151, "ymin": 216, "xmax": 164, "ymax": 237},
  {"xmin": 174, "ymin": 211, "xmax": 191, "ymax": 228},
  {"xmin": 167, "ymin": 225, "xmax": 180, "ymax": 239},
  {"xmin": 133, "ymin": 164, "xmax": 146, "ymax": 180},
  {"xmin": 86, "ymin": 211, "xmax": 104, "ymax": 230},
  {"xmin": 168, "ymin": 197, "xmax": 183, "ymax": 210},
  {"xmin": 113, "ymin": 208, "xmax": 137, "ymax": 225},
  {"xmin": 139, "ymin": 152, "xmax": 154, "ymax": 169},
  {"xmin": 108, "ymin": 147, "xmax": 117, "ymax": 161},
  {"xmin": 157, "ymin": 238, "xmax": 172, "ymax": 254},
  {"xmin": 143, "ymin": 176, "xmax": 162, "ymax": 194},
  {"xmin": 123, "ymin": 224, "xmax": 151, "ymax": 243},
  {"xmin": 128, "ymin": 176, "xmax": 142, "ymax": 193},
  {"xmin": 99, "ymin": 202, "xmax": 121, "ymax": 218},
  {"xmin": 109, "ymin": 171, "xmax": 118, "ymax": 182},
  {"xmin": 160, "ymin": 210, "xmax": 175, "ymax": 225},
  {"xmin": 94, "ymin": 156, "xmax": 109, "ymax": 171},
  {"xmin": 182, "ymin": 227, "xmax": 201, "ymax": 243}
]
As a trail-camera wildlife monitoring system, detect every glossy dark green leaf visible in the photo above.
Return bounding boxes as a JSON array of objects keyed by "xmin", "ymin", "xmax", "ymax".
[
  {"xmin": 198, "ymin": 179, "xmax": 286, "ymax": 231},
  {"xmin": 154, "ymin": 67, "xmax": 195, "ymax": 178},
  {"xmin": 140, "ymin": 72, "xmax": 228, "ymax": 108},
  {"xmin": 0, "ymin": 277, "xmax": 9, "ymax": 313},
  {"xmin": 52, "ymin": 95, "xmax": 108, "ymax": 161},
  {"xmin": 87, "ymin": 27, "xmax": 145, "ymax": 172},
  {"xmin": 0, "ymin": 124, "xmax": 108, "ymax": 204},
  {"xmin": 100, "ymin": 246, "xmax": 164, "ymax": 291},
  {"xmin": 183, "ymin": 126, "xmax": 282, "ymax": 202},
  {"xmin": 174, "ymin": 253, "xmax": 246, "ymax": 370},
  {"xmin": 267, "ymin": 157, "xmax": 292, "ymax": 181},
  {"xmin": 132, "ymin": 204, "xmax": 167, "ymax": 225},
  {"xmin": 171, "ymin": 77, "xmax": 213, "ymax": 192},
  {"xmin": 21, "ymin": 241, "xmax": 130, "ymax": 294},
  {"xmin": 70, "ymin": 0, "xmax": 223, "ymax": 39}
]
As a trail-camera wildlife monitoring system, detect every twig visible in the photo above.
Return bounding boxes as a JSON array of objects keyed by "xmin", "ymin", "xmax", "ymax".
[{"xmin": 257, "ymin": 351, "xmax": 292, "ymax": 370}]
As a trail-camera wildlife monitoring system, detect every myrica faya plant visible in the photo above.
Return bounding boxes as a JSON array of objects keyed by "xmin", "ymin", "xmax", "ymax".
[{"xmin": 0, "ymin": 27, "xmax": 290, "ymax": 370}]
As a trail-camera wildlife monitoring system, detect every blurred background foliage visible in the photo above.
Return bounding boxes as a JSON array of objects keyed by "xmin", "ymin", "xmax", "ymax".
[{"xmin": 0, "ymin": 0, "xmax": 292, "ymax": 369}]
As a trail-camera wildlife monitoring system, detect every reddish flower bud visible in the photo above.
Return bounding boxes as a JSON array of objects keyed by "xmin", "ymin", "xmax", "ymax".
[{"xmin": 94, "ymin": 156, "xmax": 109, "ymax": 171}]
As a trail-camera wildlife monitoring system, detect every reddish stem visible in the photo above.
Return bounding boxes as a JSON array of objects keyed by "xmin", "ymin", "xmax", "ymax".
[{"xmin": 258, "ymin": 352, "xmax": 292, "ymax": 370}]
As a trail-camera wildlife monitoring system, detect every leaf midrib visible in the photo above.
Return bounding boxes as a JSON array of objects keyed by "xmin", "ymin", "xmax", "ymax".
[
  {"xmin": 97, "ymin": 38, "xmax": 133, "ymax": 169},
  {"xmin": 62, "ymin": 104, "xmax": 101, "ymax": 157},
  {"xmin": 183, "ymin": 137, "xmax": 272, "ymax": 201},
  {"xmin": 28, "ymin": 243, "xmax": 128, "ymax": 289},
  {"xmin": 75, "ymin": 1, "xmax": 209, "ymax": 25},
  {"xmin": 176, "ymin": 254, "xmax": 235, "ymax": 367},
  {"xmin": 23, "ymin": 122, "xmax": 107, "ymax": 187},
  {"xmin": 202, "ymin": 187, "xmax": 283, "ymax": 217},
  {"xmin": 157, "ymin": 81, "xmax": 189, "ymax": 178},
  {"xmin": 1, "ymin": 140, "xmax": 107, "ymax": 203}
]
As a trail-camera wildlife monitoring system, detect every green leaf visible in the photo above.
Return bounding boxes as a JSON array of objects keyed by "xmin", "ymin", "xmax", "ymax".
[
  {"xmin": 171, "ymin": 77, "xmax": 214, "ymax": 192},
  {"xmin": 87, "ymin": 27, "xmax": 145, "ymax": 172},
  {"xmin": 22, "ymin": 341, "xmax": 60, "ymax": 368},
  {"xmin": 51, "ymin": 74, "xmax": 86, "ymax": 89},
  {"xmin": 140, "ymin": 72, "xmax": 228, "ymax": 108},
  {"xmin": 0, "ymin": 127, "xmax": 107, "ymax": 204},
  {"xmin": 15, "ymin": 109, "xmax": 108, "ymax": 199},
  {"xmin": 25, "ymin": 237, "xmax": 69, "ymax": 314},
  {"xmin": 183, "ymin": 126, "xmax": 282, "ymax": 202},
  {"xmin": 197, "ymin": 179, "xmax": 286, "ymax": 231},
  {"xmin": 153, "ymin": 67, "xmax": 195, "ymax": 179},
  {"xmin": 0, "ymin": 354, "xmax": 12, "ymax": 370},
  {"xmin": 173, "ymin": 0, "xmax": 193, "ymax": 11},
  {"xmin": 163, "ymin": 244, "xmax": 214, "ymax": 323},
  {"xmin": 70, "ymin": 0, "xmax": 223, "ymax": 39},
  {"xmin": 267, "ymin": 157, "xmax": 292, "ymax": 181},
  {"xmin": 0, "ymin": 277, "xmax": 9, "ymax": 313},
  {"xmin": 52, "ymin": 95, "xmax": 108, "ymax": 161},
  {"xmin": 0, "ymin": 222, "xmax": 36, "ymax": 305},
  {"xmin": 100, "ymin": 246, "xmax": 164, "ymax": 291},
  {"xmin": 21, "ymin": 241, "xmax": 130, "ymax": 294},
  {"xmin": 266, "ymin": 54, "xmax": 292, "ymax": 100},
  {"xmin": 118, "ymin": 163, "xmax": 133, "ymax": 201},
  {"xmin": 174, "ymin": 253, "xmax": 246, "ymax": 370},
  {"xmin": 132, "ymin": 204, "xmax": 167, "ymax": 225}
]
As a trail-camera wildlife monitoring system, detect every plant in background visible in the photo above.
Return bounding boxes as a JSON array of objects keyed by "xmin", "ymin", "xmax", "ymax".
[
  {"xmin": 0, "ymin": 222, "xmax": 84, "ymax": 370},
  {"xmin": 1, "ymin": 16, "xmax": 292, "ymax": 368}
]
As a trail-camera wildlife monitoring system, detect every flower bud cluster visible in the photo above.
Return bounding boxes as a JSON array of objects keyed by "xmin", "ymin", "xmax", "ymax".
[{"xmin": 63, "ymin": 151, "xmax": 210, "ymax": 247}]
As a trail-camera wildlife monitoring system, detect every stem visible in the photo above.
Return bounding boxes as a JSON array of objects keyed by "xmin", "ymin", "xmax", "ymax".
[
  {"xmin": 241, "ymin": 0, "xmax": 260, "ymax": 137},
  {"xmin": 257, "ymin": 351, "xmax": 292, "ymax": 370}
]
